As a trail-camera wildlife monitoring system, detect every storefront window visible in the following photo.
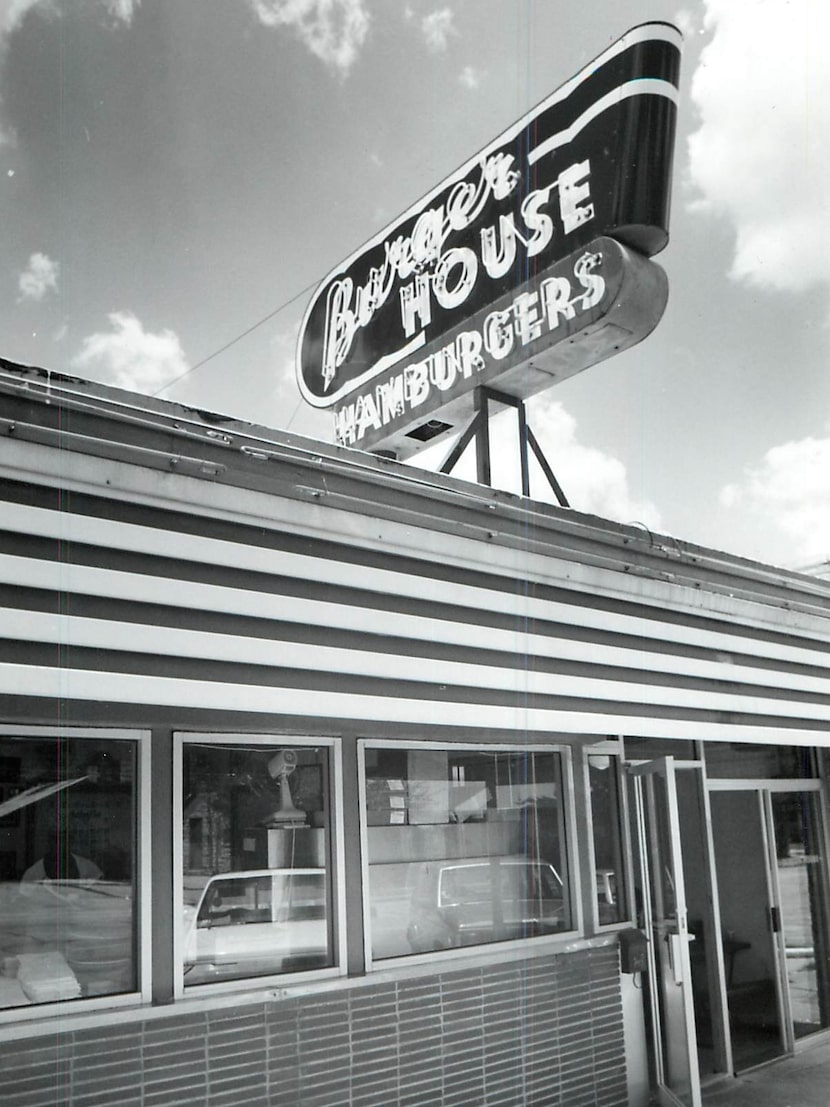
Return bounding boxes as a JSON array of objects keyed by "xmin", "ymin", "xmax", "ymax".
[
  {"xmin": 179, "ymin": 739, "xmax": 335, "ymax": 987},
  {"xmin": 587, "ymin": 753, "xmax": 628, "ymax": 925},
  {"xmin": 0, "ymin": 731, "xmax": 138, "ymax": 1012},
  {"xmin": 362, "ymin": 745, "xmax": 572, "ymax": 960}
]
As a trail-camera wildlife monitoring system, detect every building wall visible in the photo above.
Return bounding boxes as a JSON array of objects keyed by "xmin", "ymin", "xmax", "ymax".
[
  {"xmin": 3, "ymin": 432, "xmax": 830, "ymax": 748},
  {"xmin": 3, "ymin": 369, "xmax": 830, "ymax": 1105},
  {"xmin": 2, "ymin": 946, "xmax": 625, "ymax": 1107}
]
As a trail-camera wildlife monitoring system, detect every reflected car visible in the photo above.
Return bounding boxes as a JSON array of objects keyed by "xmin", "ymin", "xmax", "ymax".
[
  {"xmin": 406, "ymin": 855, "xmax": 566, "ymax": 953},
  {"xmin": 182, "ymin": 868, "xmax": 329, "ymax": 984}
]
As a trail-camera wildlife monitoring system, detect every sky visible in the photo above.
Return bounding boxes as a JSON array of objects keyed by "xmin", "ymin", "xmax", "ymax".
[{"xmin": 1, "ymin": 0, "xmax": 829, "ymax": 572}]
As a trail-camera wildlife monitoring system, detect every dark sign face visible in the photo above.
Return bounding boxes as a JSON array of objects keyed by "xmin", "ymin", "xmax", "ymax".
[{"xmin": 296, "ymin": 22, "xmax": 682, "ymax": 456}]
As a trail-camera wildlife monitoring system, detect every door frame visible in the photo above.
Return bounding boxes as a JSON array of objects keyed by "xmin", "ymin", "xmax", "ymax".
[
  {"xmin": 707, "ymin": 776, "xmax": 829, "ymax": 1061},
  {"xmin": 629, "ymin": 756, "xmax": 703, "ymax": 1107}
]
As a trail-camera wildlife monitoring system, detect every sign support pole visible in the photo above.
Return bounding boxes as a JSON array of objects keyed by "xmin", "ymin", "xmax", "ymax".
[
  {"xmin": 474, "ymin": 387, "xmax": 492, "ymax": 488},
  {"xmin": 439, "ymin": 386, "xmax": 570, "ymax": 508}
]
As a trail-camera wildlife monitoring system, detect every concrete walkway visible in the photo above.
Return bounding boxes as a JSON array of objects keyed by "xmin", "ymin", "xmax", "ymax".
[{"xmin": 701, "ymin": 1039, "xmax": 830, "ymax": 1107}]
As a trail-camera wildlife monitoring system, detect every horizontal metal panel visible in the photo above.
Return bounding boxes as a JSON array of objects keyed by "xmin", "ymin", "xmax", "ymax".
[
  {"xmin": 6, "ymin": 611, "xmax": 830, "ymax": 721},
  {"xmin": 6, "ymin": 411, "xmax": 830, "ymax": 631},
  {"xmin": 8, "ymin": 607, "xmax": 830, "ymax": 721},
  {"xmin": 6, "ymin": 498, "xmax": 830, "ymax": 670},
  {"xmin": 4, "ymin": 548, "xmax": 830, "ymax": 710},
  {"xmin": 3, "ymin": 662, "xmax": 827, "ymax": 743}
]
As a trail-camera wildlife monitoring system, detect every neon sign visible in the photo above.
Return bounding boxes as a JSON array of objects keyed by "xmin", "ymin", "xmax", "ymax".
[{"xmin": 297, "ymin": 22, "xmax": 682, "ymax": 457}]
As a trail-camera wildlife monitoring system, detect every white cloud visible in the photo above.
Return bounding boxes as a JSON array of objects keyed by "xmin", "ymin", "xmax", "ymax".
[
  {"xmin": 262, "ymin": 322, "xmax": 331, "ymax": 437},
  {"xmin": 0, "ymin": 1, "xmax": 42, "ymax": 143},
  {"xmin": 0, "ymin": 0, "xmax": 136, "ymax": 36},
  {"xmin": 71, "ymin": 311, "xmax": 188, "ymax": 394},
  {"xmin": 17, "ymin": 251, "xmax": 59, "ymax": 301},
  {"xmin": 249, "ymin": 0, "xmax": 370, "ymax": 75},
  {"xmin": 421, "ymin": 7, "xmax": 456, "ymax": 53},
  {"xmin": 526, "ymin": 398, "xmax": 663, "ymax": 528},
  {"xmin": 459, "ymin": 65, "xmax": 480, "ymax": 90},
  {"xmin": 269, "ymin": 325, "xmax": 305, "ymax": 411},
  {"xmin": 101, "ymin": 0, "xmax": 140, "ymax": 25},
  {"xmin": 0, "ymin": 0, "xmax": 44, "ymax": 37},
  {"xmin": 673, "ymin": 7, "xmax": 699, "ymax": 39},
  {"xmin": 688, "ymin": 0, "xmax": 830, "ymax": 294},
  {"xmin": 720, "ymin": 434, "xmax": 830, "ymax": 563},
  {"xmin": 0, "ymin": 1, "xmax": 136, "ymax": 143},
  {"xmin": 412, "ymin": 397, "xmax": 663, "ymax": 530}
]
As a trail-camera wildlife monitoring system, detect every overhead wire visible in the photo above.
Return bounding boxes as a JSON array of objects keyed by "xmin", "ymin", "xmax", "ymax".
[
  {"xmin": 146, "ymin": 142, "xmax": 459, "ymax": 407},
  {"xmin": 146, "ymin": 137, "xmax": 470, "ymax": 413},
  {"xmin": 149, "ymin": 278, "xmax": 319, "ymax": 400},
  {"xmin": 145, "ymin": 143, "xmax": 478, "ymax": 429}
]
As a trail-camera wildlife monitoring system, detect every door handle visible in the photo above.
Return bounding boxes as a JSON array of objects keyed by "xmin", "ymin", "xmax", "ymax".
[
  {"xmin": 769, "ymin": 905, "xmax": 781, "ymax": 933},
  {"xmin": 667, "ymin": 931, "xmax": 686, "ymax": 985}
]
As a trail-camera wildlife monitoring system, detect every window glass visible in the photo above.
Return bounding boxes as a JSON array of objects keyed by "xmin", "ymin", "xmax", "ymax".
[
  {"xmin": 180, "ymin": 741, "xmax": 333, "ymax": 986},
  {"xmin": 623, "ymin": 737, "xmax": 697, "ymax": 761},
  {"xmin": 704, "ymin": 742, "xmax": 816, "ymax": 779},
  {"xmin": 0, "ymin": 734, "xmax": 137, "ymax": 1011},
  {"xmin": 363, "ymin": 746, "xmax": 571, "ymax": 959},
  {"xmin": 587, "ymin": 754, "xmax": 627, "ymax": 925}
]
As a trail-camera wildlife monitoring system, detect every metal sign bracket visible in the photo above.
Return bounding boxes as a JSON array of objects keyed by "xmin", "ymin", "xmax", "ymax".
[{"xmin": 438, "ymin": 385, "xmax": 569, "ymax": 507}]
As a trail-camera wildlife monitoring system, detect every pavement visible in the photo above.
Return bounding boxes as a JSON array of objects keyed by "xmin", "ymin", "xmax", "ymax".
[{"xmin": 701, "ymin": 1038, "xmax": 830, "ymax": 1107}]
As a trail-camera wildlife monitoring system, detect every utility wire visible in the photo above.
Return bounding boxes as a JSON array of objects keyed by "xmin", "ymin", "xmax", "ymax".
[
  {"xmin": 150, "ymin": 278, "xmax": 319, "ymax": 398},
  {"xmin": 147, "ymin": 151, "xmax": 444, "ymax": 403},
  {"xmin": 284, "ymin": 392, "xmax": 307, "ymax": 432}
]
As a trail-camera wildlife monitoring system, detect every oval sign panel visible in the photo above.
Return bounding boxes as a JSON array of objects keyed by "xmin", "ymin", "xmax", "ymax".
[{"xmin": 296, "ymin": 22, "xmax": 682, "ymax": 459}]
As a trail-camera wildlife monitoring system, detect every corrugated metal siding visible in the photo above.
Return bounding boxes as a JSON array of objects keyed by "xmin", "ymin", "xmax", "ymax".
[
  {"xmin": 2, "ymin": 471, "xmax": 830, "ymax": 742},
  {"xmin": 0, "ymin": 947, "xmax": 625, "ymax": 1107},
  {"xmin": 6, "ymin": 367, "xmax": 830, "ymax": 1104}
]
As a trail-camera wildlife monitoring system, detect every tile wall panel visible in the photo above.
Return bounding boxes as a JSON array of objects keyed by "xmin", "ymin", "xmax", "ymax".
[{"xmin": 0, "ymin": 944, "xmax": 625, "ymax": 1107}]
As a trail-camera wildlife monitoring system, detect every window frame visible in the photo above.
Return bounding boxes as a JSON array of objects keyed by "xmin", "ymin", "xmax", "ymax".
[
  {"xmin": 358, "ymin": 738, "xmax": 580, "ymax": 970},
  {"xmin": 0, "ymin": 724, "xmax": 151, "ymax": 1025},
  {"xmin": 172, "ymin": 732, "xmax": 345, "ymax": 998},
  {"xmin": 583, "ymin": 740, "xmax": 634, "ymax": 932}
]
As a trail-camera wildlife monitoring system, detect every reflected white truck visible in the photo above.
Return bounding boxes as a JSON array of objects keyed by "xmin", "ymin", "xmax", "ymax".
[
  {"xmin": 406, "ymin": 856, "xmax": 566, "ymax": 953},
  {"xmin": 182, "ymin": 869, "xmax": 328, "ymax": 984}
]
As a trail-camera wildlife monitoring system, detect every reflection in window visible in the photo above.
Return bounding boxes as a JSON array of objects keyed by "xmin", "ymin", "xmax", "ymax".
[
  {"xmin": 363, "ymin": 746, "xmax": 571, "ymax": 959},
  {"xmin": 623, "ymin": 738, "xmax": 696, "ymax": 762},
  {"xmin": 587, "ymin": 754, "xmax": 627, "ymax": 926},
  {"xmin": 771, "ymin": 791, "xmax": 830, "ymax": 1038},
  {"xmin": 0, "ymin": 734, "xmax": 137, "ymax": 1011},
  {"xmin": 180, "ymin": 741, "xmax": 333, "ymax": 986},
  {"xmin": 704, "ymin": 743, "xmax": 816, "ymax": 780}
]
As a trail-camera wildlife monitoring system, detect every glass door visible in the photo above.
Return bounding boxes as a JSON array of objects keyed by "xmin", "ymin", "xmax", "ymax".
[
  {"xmin": 709, "ymin": 790, "xmax": 788, "ymax": 1070},
  {"xmin": 708, "ymin": 784, "xmax": 830, "ymax": 1070},
  {"xmin": 768, "ymin": 790, "xmax": 830, "ymax": 1042},
  {"xmin": 630, "ymin": 757, "xmax": 701, "ymax": 1107}
]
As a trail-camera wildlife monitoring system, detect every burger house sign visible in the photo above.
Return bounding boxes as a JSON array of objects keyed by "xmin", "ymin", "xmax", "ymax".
[{"xmin": 296, "ymin": 22, "xmax": 682, "ymax": 459}]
